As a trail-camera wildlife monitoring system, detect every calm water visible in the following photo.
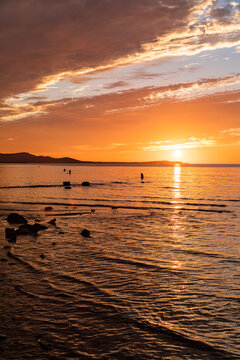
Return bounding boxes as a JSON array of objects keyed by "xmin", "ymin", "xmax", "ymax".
[{"xmin": 0, "ymin": 164, "xmax": 239, "ymax": 360}]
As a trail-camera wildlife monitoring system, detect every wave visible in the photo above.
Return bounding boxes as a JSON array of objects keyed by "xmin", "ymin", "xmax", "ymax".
[
  {"xmin": 6, "ymin": 250, "xmax": 42, "ymax": 274},
  {"xmin": 0, "ymin": 200, "xmax": 232, "ymax": 213}
]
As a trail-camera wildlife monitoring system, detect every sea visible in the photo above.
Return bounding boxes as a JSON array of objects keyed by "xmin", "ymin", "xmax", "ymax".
[{"xmin": 0, "ymin": 164, "xmax": 239, "ymax": 360}]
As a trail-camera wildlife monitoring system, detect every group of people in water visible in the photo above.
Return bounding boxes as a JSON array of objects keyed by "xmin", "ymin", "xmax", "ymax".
[{"xmin": 63, "ymin": 168, "xmax": 144, "ymax": 181}]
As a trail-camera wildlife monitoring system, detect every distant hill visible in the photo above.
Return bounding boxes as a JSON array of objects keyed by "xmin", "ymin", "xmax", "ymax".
[
  {"xmin": 0, "ymin": 152, "xmax": 85, "ymax": 163},
  {"xmin": 0, "ymin": 152, "xmax": 182, "ymax": 165}
]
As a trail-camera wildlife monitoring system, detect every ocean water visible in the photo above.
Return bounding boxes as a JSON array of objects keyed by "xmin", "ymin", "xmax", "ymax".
[{"xmin": 0, "ymin": 164, "xmax": 239, "ymax": 360}]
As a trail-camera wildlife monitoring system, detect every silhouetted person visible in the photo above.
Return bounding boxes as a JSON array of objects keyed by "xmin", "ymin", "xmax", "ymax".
[
  {"xmin": 141, "ymin": 172, "xmax": 144, "ymax": 180},
  {"xmin": 69, "ymin": 169, "xmax": 71, "ymax": 175},
  {"xmin": 63, "ymin": 168, "xmax": 66, "ymax": 172}
]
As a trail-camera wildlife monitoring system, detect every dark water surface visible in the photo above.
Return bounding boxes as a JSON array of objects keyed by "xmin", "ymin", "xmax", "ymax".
[{"xmin": 0, "ymin": 164, "xmax": 239, "ymax": 360}]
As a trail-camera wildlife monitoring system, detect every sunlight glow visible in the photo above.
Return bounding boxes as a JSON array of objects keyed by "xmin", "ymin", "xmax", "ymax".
[{"xmin": 173, "ymin": 149, "xmax": 182, "ymax": 158}]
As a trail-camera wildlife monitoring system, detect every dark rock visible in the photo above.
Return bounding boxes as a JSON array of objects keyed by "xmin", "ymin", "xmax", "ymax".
[
  {"xmin": 7, "ymin": 213, "xmax": 28, "ymax": 224},
  {"xmin": 81, "ymin": 228, "xmax": 91, "ymax": 238},
  {"xmin": 64, "ymin": 186, "xmax": 72, "ymax": 189},
  {"xmin": 5, "ymin": 228, "xmax": 16, "ymax": 242},
  {"xmin": 91, "ymin": 209, "xmax": 95, "ymax": 213},
  {"xmin": 44, "ymin": 206, "xmax": 53, "ymax": 211},
  {"xmin": 52, "ymin": 242, "xmax": 56, "ymax": 245},
  {"xmin": 48, "ymin": 218, "xmax": 56, "ymax": 225},
  {"xmin": 40, "ymin": 254, "xmax": 45, "ymax": 259},
  {"xmin": 15, "ymin": 223, "xmax": 47, "ymax": 236},
  {"xmin": 0, "ymin": 334, "xmax": 7, "ymax": 341},
  {"xmin": 59, "ymin": 231, "xmax": 64, "ymax": 234},
  {"xmin": 0, "ymin": 258, "xmax": 7, "ymax": 262},
  {"xmin": 82, "ymin": 181, "xmax": 90, "ymax": 186},
  {"xmin": 33, "ymin": 223, "xmax": 47, "ymax": 231},
  {"xmin": 63, "ymin": 181, "xmax": 71, "ymax": 186}
]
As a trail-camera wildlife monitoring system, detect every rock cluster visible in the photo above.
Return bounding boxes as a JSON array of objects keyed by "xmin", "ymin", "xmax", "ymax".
[{"xmin": 5, "ymin": 213, "xmax": 48, "ymax": 241}]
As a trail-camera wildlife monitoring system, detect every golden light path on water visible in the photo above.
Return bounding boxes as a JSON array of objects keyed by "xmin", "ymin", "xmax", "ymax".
[{"xmin": 171, "ymin": 165, "xmax": 183, "ymax": 270}]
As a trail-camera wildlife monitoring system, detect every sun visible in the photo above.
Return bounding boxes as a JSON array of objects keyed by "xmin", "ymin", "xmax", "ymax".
[{"xmin": 173, "ymin": 149, "xmax": 182, "ymax": 159}]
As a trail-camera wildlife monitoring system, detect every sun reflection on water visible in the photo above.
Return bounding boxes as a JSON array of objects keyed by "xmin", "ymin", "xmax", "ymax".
[{"xmin": 173, "ymin": 165, "xmax": 181, "ymax": 204}]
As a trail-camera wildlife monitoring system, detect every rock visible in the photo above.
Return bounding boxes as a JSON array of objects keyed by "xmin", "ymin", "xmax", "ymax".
[
  {"xmin": 7, "ymin": 213, "xmax": 28, "ymax": 224},
  {"xmin": 44, "ymin": 206, "xmax": 53, "ymax": 211},
  {"xmin": 59, "ymin": 231, "xmax": 64, "ymax": 234},
  {"xmin": 5, "ymin": 228, "xmax": 16, "ymax": 242},
  {"xmin": 91, "ymin": 209, "xmax": 95, "ymax": 213},
  {"xmin": 63, "ymin": 181, "xmax": 71, "ymax": 186},
  {"xmin": 33, "ymin": 223, "xmax": 48, "ymax": 231},
  {"xmin": 15, "ymin": 223, "xmax": 47, "ymax": 236},
  {"xmin": 0, "ymin": 334, "xmax": 7, "ymax": 341},
  {"xmin": 81, "ymin": 228, "xmax": 90, "ymax": 238},
  {"xmin": 52, "ymin": 242, "xmax": 56, "ymax": 246},
  {"xmin": 82, "ymin": 181, "xmax": 90, "ymax": 186},
  {"xmin": 48, "ymin": 218, "xmax": 56, "ymax": 225},
  {"xmin": 40, "ymin": 254, "xmax": 45, "ymax": 259},
  {"xmin": 64, "ymin": 186, "xmax": 71, "ymax": 189}
]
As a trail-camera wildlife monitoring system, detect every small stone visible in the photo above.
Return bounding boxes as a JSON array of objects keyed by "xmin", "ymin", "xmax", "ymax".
[
  {"xmin": 44, "ymin": 206, "xmax": 53, "ymax": 211},
  {"xmin": 81, "ymin": 229, "xmax": 90, "ymax": 238},
  {"xmin": 52, "ymin": 242, "xmax": 56, "ymax": 245},
  {"xmin": 40, "ymin": 254, "xmax": 45, "ymax": 259}
]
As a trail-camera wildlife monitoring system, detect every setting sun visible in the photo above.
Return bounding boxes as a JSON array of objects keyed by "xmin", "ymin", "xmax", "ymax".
[{"xmin": 173, "ymin": 149, "xmax": 182, "ymax": 159}]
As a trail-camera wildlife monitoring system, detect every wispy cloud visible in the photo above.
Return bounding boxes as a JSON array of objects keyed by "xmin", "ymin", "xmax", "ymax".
[
  {"xmin": 143, "ymin": 74, "xmax": 240, "ymax": 104},
  {"xmin": 220, "ymin": 128, "xmax": 240, "ymax": 136},
  {"xmin": 142, "ymin": 138, "xmax": 216, "ymax": 152}
]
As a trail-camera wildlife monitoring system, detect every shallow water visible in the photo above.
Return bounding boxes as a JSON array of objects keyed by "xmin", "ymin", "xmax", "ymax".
[{"xmin": 0, "ymin": 164, "xmax": 240, "ymax": 359}]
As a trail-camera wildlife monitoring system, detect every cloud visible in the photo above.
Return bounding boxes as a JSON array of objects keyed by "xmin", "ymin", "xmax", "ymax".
[
  {"xmin": 209, "ymin": 6, "xmax": 232, "ymax": 19},
  {"xmin": 0, "ymin": 0, "xmax": 196, "ymax": 99},
  {"xmin": 1, "ymin": 0, "xmax": 240, "ymax": 106},
  {"xmin": 104, "ymin": 81, "xmax": 129, "ymax": 89},
  {"xmin": 142, "ymin": 138, "xmax": 216, "ymax": 151},
  {"xmin": 220, "ymin": 128, "xmax": 240, "ymax": 136},
  {"xmin": 143, "ymin": 74, "xmax": 240, "ymax": 104}
]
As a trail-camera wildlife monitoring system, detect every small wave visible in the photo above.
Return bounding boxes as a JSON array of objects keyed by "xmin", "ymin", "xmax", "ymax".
[
  {"xmin": 7, "ymin": 250, "xmax": 42, "ymax": 274},
  {"xmin": 96, "ymin": 254, "xmax": 183, "ymax": 275},
  {"xmin": 125, "ymin": 316, "xmax": 235, "ymax": 359},
  {"xmin": 0, "ymin": 200, "xmax": 232, "ymax": 213}
]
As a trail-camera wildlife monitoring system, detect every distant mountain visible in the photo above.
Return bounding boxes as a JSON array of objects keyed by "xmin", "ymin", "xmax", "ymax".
[
  {"xmin": 0, "ymin": 152, "xmax": 85, "ymax": 163},
  {"xmin": 0, "ymin": 152, "xmax": 184, "ymax": 165}
]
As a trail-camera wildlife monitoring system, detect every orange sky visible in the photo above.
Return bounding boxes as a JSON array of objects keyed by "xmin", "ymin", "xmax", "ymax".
[{"xmin": 1, "ymin": 0, "xmax": 240, "ymax": 163}]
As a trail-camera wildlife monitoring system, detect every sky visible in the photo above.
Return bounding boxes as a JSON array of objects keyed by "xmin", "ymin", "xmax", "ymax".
[{"xmin": 0, "ymin": 0, "xmax": 240, "ymax": 163}]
